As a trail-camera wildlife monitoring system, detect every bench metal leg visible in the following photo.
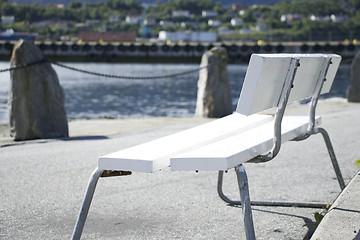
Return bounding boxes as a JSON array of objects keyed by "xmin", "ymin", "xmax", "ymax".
[
  {"xmin": 314, "ymin": 127, "xmax": 345, "ymax": 190},
  {"xmin": 72, "ymin": 168, "xmax": 104, "ymax": 240},
  {"xmin": 218, "ymin": 171, "xmax": 328, "ymax": 208},
  {"xmin": 235, "ymin": 164, "xmax": 256, "ymax": 240},
  {"xmin": 218, "ymin": 128, "xmax": 345, "ymax": 209}
]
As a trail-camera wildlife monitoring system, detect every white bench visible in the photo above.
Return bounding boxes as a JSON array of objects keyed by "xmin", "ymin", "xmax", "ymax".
[{"xmin": 71, "ymin": 53, "xmax": 345, "ymax": 240}]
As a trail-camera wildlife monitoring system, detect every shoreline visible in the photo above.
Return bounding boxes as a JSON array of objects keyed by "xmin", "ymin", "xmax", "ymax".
[
  {"xmin": 0, "ymin": 97, "xmax": 360, "ymax": 138},
  {"xmin": 1, "ymin": 97, "xmax": 358, "ymax": 142}
]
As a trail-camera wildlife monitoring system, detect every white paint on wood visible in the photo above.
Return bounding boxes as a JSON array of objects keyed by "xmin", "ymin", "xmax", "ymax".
[
  {"xmin": 98, "ymin": 113, "xmax": 273, "ymax": 172},
  {"xmin": 236, "ymin": 54, "xmax": 292, "ymax": 116},
  {"xmin": 170, "ymin": 116, "xmax": 321, "ymax": 171},
  {"xmin": 236, "ymin": 54, "xmax": 341, "ymax": 116}
]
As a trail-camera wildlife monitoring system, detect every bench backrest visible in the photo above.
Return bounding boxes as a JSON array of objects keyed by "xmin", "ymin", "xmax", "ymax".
[{"xmin": 236, "ymin": 54, "xmax": 341, "ymax": 116}]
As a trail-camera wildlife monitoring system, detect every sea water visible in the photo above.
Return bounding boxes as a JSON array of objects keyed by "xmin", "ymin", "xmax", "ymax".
[{"xmin": 0, "ymin": 61, "xmax": 351, "ymax": 122}]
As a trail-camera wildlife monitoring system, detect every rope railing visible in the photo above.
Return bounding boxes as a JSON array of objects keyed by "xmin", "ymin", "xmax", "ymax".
[
  {"xmin": 0, "ymin": 57, "xmax": 224, "ymax": 80},
  {"xmin": 0, "ymin": 58, "xmax": 48, "ymax": 73}
]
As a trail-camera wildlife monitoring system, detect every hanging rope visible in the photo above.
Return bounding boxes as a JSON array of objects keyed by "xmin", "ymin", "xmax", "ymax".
[
  {"xmin": 50, "ymin": 60, "xmax": 210, "ymax": 80},
  {"xmin": 0, "ymin": 57, "xmax": 223, "ymax": 80},
  {"xmin": 0, "ymin": 58, "xmax": 48, "ymax": 73}
]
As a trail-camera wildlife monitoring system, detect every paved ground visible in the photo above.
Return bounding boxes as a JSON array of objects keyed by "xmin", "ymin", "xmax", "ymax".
[
  {"xmin": 0, "ymin": 98, "xmax": 359, "ymax": 240},
  {"xmin": 311, "ymin": 170, "xmax": 360, "ymax": 240}
]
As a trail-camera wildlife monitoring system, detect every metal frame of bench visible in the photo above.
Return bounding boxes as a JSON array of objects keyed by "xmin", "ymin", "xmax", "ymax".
[
  {"xmin": 71, "ymin": 54, "xmax": 345, "ymax": 240},
  {"xmin": 214, "ymin": 55, "xmax": 345, "ymax": 239},
  {"xmin": 217, "ymin": 56, "xmax": 345, "ymax": 209}
]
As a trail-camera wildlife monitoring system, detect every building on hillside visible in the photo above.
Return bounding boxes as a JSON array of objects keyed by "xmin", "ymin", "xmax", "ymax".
[
  {"xmin": 85, "ymin": 19, "xmax": 101, "ymax": 25},
  {"xmin": 208, "ymin": 19, "xmax": 222, "ymax": 27},
  {"xmin": 231, "ymin": 18, "xmax": 244, "ymax": 26},
  {"xmin": 240, "ymin": 27, "xmax": 250, "ymax": 34},
  {"xmin": 330, "ymin": 14, "xmax": 349, "ymax": 23},
  {"xmin": 75, "ymin": 23, "xmax": 90, "ymax": 31},
  {"xmin": 78, "ymin": 31, "xmax": 137, "ymax": 42},
  {"xmin": 1, "ymin": 16, "xmax": 15, "ymax": 24},
  {"xmin": 109, "ymin": 15, "xmax": 119, "ymax": 23},
  {"xmin": 280, "ymin": 14, "xmax": 302, "ymax": 23},
  {"xmin": 144, "ymin": 18, "xmax": 157, "ymax": 26},
  {"xmin": 159, "ymin": 20, "xmax": 174, "ymax": 27},
  {"xmin": 218, "ymin": 27, "xmax": 234, "ymax": 36},
  {"xmin": 256, "ymin": 23, "xmax": 268, "ymax": 32},
  {"xmin": 0, "ymin": 29, "xmax": 37, "ymax": 41},
  {"xmin": 172, "ymin": 10, "xmax": 191, "ymax": 18},
  {"xmin": 202, "ymin": 10, "xmax": 217, "ymax": 18},
  {"xmin": 180, "ymin": 21, "xmax": 201, "ymax": 28},
  {"xmin": 309, "ymin": 15, "xmax": 331, "ymax": 22},
  {"xmin": 126, "ymin": 15, "xmax": 141, "ymax": 24},
  {"xmin": 32, "ymin": 20, "xmax": 68, "ymax": 29},
  {"xmin": 158, "ymin": 31, "xmax": 217, "ymax": 42}
]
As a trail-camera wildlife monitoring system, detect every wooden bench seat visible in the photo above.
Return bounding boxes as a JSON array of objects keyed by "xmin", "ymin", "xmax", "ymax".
[
  {"xmin": 72, "ymin": 53, "xmax": 345, "ymax": 240},
  {"xmin": 99, "ymin": 113, "xmax": 273, "ymax": 172},
  {"xmin": 99, "ymin": 113, "xmax": 319, "ymax": 173},
  {"xmin": 170, "ymin": 115, "xmax": 319, "ymax": 171}
]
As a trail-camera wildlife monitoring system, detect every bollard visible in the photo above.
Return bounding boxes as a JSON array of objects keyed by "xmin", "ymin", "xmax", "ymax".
[
  {"xmin": 347, "ymin": 50, "xmax": 360, "ymax": 102},
  {"xmin": 8, "ymin": 39, "xmax": 69, "ymax": 141},
  {"xmin": 195, "ymin": 47, "xmax": 233, "ymax": 118}
]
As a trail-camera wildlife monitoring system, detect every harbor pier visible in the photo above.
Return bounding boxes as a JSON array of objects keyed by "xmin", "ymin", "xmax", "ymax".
[{"xmin": 0, "ymin": 40, "xmax": 358, "ymax": 63}]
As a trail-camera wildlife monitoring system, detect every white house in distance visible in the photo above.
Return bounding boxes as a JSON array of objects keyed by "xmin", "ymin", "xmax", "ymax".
[
  {"xmin": 280, "ymin": 14, "xmax": 302, "ymax": 23},
  {"xmin": 240, "ymin": 27, "xmax": 250, "ymax": 34},
  {"xmin": 208, "ymin": 19, "xmax": 222, "ymax": 27},
  {"xmin": 172, "ymin": 10, "xmax": 190, "ymax": 18},
  {"xmin": 1, "ymin": 16, "xmax": 15, "ymax": 24},
  {"xmin": 309, "ymin": 14, "xmax": 349, "ymax": 23},
  {"xmin": 330, "ymin": 14, "xmax": 349, "ymax": 23},
  {"xmin": 256, "ymin": 22, "xmax": 268, "ymax": 32},
  {"xmin": 159, "ymin": 20, "xmax": 174, "ymax": 27},
  {"xmin": 218, "ymin": 27, "xmax": 234, "ymax": 36},
  {"xmin": 86, "ymin": 19, "xmax": 101, "ymax": 25},
  {"xmin": 202, "ymin": 10, "xmax": 217, "ymax": 18},
  {"xmin": 144, "ymin": 18, "xmax": 157, "ymax": 26},
  {"xmin": 158, "ymin": 31, "xmax": 217, "ymax": 42},
  {"xmin": 109, "ymin": 15, "xmax": 119, "ymax": 23},
  {"xmin": 231, "ymin": 18, "xmax": 244, "ymax": 26},
  {"xmin": 126, "ymin": 15, "xmax": 141, "ymax": 24},
  {"xmin": 309, "ymin": 15, "xmax": 331, "ymax": 22}
]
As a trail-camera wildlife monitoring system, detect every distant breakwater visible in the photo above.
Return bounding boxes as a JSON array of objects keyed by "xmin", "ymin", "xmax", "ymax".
[{"xmin": 0, "ymin": 40, "xmax": 358, "ymax": 63}]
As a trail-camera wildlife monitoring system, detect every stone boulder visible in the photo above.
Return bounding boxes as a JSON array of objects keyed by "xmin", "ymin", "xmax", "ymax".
[
  {"xmin": 195, "ymin": 47, "xmax": 233, "ymax": 118},
  {"xmin": 347, "ymin": 51, "xmax": 360, "ymax": 102},
  {"xmin": 8, "ymin": 39, "xmax": 68, "ymax": 140}
]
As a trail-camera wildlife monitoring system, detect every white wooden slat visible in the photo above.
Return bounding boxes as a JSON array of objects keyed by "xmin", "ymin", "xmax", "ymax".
[
  {"xmin": 170, "ymin": 116, "xmax": 321, "ymax": 171},
  {"xmin": 289, "ymin": 54, "xmax": 341, "ymax": 102},
  {"xmin": 236, "ymin": 54, "xmax": 341, "ymax": 116},
  {"xmin": 288, "ymin": 55, "xmax": 326, "ymax": 102},
  {"xmin": 98, "ymin": 113, "xmax": 273, "ymax": 173},
  {"xmin": 322, "ymin": 54, "xmax": 341, "ymax": 93},
  {"xmin": 236, "ymin": 54, "xmax": 292, "ymax": 116}
]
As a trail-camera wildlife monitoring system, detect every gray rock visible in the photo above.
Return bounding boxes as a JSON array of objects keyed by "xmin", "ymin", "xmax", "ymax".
[
  {"xmin": 8, "ymin": 39, "xmax": 68, "ymax": 141},
  {"xmin": 195, "ymin": 47, "xmax": 233, "ymax": 118},
  {"xmin": 347, "ymin": 51, "xmax": 360, "ymax": 102}
]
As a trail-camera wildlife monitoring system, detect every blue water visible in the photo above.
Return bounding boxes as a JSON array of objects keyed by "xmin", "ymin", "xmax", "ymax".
[{"xmin": 0, "ymin": 61, "xmax": 351, "ymax": 122}]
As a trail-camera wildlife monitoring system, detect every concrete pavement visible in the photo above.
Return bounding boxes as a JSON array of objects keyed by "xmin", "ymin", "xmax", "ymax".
[
  {"xmin": 311, "ymin": 170, "xmax": 360, "ymax": 240},
  {"xmin": 1, "ymin": 98, "xmax": 360, "ymax": 239}
]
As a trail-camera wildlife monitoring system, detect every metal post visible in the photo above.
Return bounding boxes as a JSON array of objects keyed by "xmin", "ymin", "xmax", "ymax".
[
  {"xmin": 314, "ymin": 127, "xmax": 346, "ymax": 190},
  {"xmin": 250, "ymin": 58, "xmax": 300, "ymax": 163},
  {"xmin": 235, "ymin": 164, "xmax": 256, "ymax": 240},
  {"xmin": 217, "ymin": 171, "xmax": 328, "ymax": 208},
  {"xmin": 217, "ymin": 170, "xmax": 238, "ymax": 204},
  {"xmin": 72, "ymin": 168, "xmax": 104, "ymax": 240}
]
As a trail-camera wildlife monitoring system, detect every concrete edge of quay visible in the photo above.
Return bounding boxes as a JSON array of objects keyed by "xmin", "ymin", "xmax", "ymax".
[{"xmin": 311, "ymin": 170, "xmax": 360, "ymax": 240}]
